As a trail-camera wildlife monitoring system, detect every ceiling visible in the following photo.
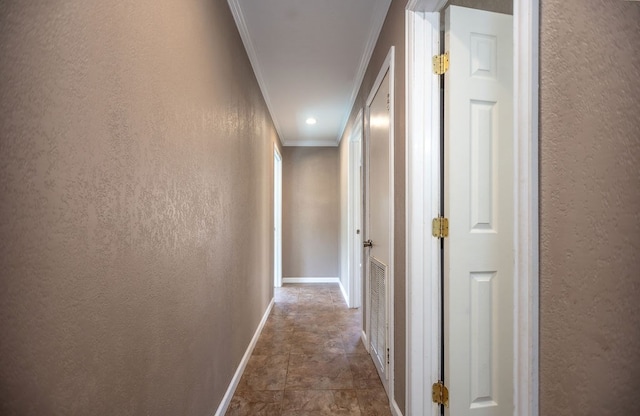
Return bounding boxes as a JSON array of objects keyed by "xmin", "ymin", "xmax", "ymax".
[{"xmin": 228, "ymin": 0, "xmax": 392, "ymax": 147}]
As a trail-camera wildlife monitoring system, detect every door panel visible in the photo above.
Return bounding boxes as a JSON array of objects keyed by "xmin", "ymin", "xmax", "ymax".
[
  {"xmin": 365, "ymin": 69, "xmax": 391, "ymax": 391},
  {"xmin": 368, "ymin": 71, "xmax": 391, "ymax": 265},
  {"xmin": 348, "ymin": 122, "xmax": 363, "ymax": 309},
  {"xmin": 444, "ymin": 6, "xmax": 513, "ymax": 416}
]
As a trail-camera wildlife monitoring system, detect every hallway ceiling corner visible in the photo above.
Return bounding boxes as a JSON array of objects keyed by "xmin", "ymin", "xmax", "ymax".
[{"xmin": 228, "ymin": 0, "xmax": 391, "ymax": 147}]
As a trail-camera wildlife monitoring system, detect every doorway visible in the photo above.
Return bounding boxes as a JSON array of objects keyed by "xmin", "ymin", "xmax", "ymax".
[
  {"xmin": 364, "ymin": 46, "xmax": 395, "ymax": 398},
  {"xmin": 274, "ymin": 146, "xmax": 282, "ymax": 288},
  {"xmin": 405, "ymin": 1, "xmax": 539, "ymax": 415},
  {"xmin": 443, "ymin": 6, "xmax": 514, "ymax": 416},
  {"xmin": 348, "ymin": 110, "xmax": 364, "ymax": 309}
]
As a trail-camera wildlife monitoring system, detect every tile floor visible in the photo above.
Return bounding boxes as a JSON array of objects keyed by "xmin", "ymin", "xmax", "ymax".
[{"xmin": 226, "ymin": 283, "xmax": 391, "ymax": 415}]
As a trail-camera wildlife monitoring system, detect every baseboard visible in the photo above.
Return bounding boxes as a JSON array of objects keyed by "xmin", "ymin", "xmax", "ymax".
[
  {"xmin": 214, "ymin": 298, "xmax": 275, "ymax": 416},
  {"xmin": 391, "ymin": 399, "xmax": 403, "ymax": 416},
  {"xmin": 360, "ymin": 329, "xmax": 402, "ymax": 416},
  {"xmin": 282, "ymin": 277, "xmax": 340, "ymax": 284},
  {"xmin": 338, "ymin": 279, "xmax": 350, "ymax": 306},
  {"xmin": 361, "ymin": 330, "xmax": 370, "ymax": 353},
  {"xmin": 358, "ymin": 329, "xmax": 401, "ymax": 416}
]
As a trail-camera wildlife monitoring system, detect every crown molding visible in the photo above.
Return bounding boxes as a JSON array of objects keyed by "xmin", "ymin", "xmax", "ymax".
[
  {"xmin": 336, "ymin": 0, "xmax": 392, "ymax": 145},
  {"xmin": 283, "ymin": 140, "xmax": 339, "ymax": 147},
  {"xmin": 228, "ymin": 0, "xmax": 285, "ymax": 144}
]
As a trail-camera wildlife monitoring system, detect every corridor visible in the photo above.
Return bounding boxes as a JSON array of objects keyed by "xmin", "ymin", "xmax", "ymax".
[{"xmin": 227, "ymin": 284, "xmax": 391, "ymax": 415}]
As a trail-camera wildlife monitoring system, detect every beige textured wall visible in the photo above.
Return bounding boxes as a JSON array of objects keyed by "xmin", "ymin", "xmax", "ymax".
[
  {"xmin": 540, "ymin": 1, "xmax": 640, "ymax": 414},
  {"xmin": 282, "ymin": 147, "xmax": 340, "ymax": 278},
  {"xmin": 339, "ymin": 0, "xmax": 406, "ymax": 410},
  {"xmin": 0, "ymin": 1, "xmax": 280, "ymax": 414}
]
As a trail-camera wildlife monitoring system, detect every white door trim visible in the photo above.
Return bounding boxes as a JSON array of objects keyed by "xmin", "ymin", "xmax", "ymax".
[
  {"xmin": 273, "ymin": 145, "xmax": 283, "ymax": 288},
  {"xmin": 364, "ymin": 46, "xmax": 397, "ymax": 413},
  {"xmin": 405, "ymin": 9, "xmax": 441, "ymax": 416},
  {"xmin": 348, "ymin": 110, "xmax": 364, "ymax": 308},
  {"xmin": 513, "ymin": 1, "xmax": 540, "ymax": 414},
  {"xmin": 404, "ymin": 1, "xmax": 539, "ymax": 415}
]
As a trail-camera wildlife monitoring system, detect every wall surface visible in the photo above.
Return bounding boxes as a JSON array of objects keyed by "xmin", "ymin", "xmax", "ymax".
[
  {"xmin": 0, "ymin": 1, "xmax": 280, "ymax": 415},
  {"xmin": 282, "ymin": 147, "xmax": 340, "ymax": 278},
  {"xmin": 339, "ymin": 0, "xmax": 406, "ymax": 411},
  {"xmin": 540, "ymin": 1, "xmax": 640, "ymax": 414}
]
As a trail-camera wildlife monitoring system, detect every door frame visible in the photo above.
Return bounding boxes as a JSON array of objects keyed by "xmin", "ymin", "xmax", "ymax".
[
  {"xmin": 364, "ymin": 46, "xmax": 397, "ymax": 412},
  {"xmin": 404, "ymin": 1, "xmax": 539, "ymax": 415},
  {"xmin": 348, "ymin": 110, "xmax": 364, "ymax": 309},
  {"xmin": 273, "ymin": 145, "xmax": 283, "ymax": 288}
]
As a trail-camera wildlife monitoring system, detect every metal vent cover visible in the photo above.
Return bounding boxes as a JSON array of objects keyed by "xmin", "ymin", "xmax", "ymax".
[{"xmin": 369, "ymin": 256, "xmax": 387, "ymax": 371}]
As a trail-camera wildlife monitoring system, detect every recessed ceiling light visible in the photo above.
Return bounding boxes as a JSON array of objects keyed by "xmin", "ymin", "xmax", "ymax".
[{"xmin": 306, "ymin": 117, "xmax": 317, "ymax": 125}]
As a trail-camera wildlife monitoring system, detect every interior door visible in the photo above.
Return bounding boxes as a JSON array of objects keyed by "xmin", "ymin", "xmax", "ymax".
[
  {"xmin": 349, "ymin": 117, "xmax": 363, "ymax": 309},
  {"xmin": 444, "ymin": 6, "xmax": 514, "ymax": 416},
  {"xmin": 365, "ymin": 69, "xmax": 391, "ymax": 392}
]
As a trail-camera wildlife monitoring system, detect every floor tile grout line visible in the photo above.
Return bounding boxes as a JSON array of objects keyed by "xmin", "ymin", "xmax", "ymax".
[{"xmin": 227, "ymin": 284, "xmax": 389, "ymax": 415}]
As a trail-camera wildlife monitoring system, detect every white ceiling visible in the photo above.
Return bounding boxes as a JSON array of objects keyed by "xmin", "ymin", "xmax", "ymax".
[{"xmin": 228, "ymin": 0, "xmax": 392, "ymax": 147}]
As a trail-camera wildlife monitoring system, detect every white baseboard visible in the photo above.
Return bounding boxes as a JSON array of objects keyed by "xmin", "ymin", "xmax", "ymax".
[
  {"xmin": 214, "ymin": 298, "xmax": 274, "ymax": 416},
  {"xmin": 338, "ymin": 279, "xmax": 350, "ymax": 306},
  {"xmin": 391, "ymin": 399, "xmax": 403, "ymax": 416},
  {"xmin": 360, "ymin": 329, "xmax": 401, "ymax": 416},
  {"xmin": 282, "ymin": 277, "xmax": 340, "ymax": 284},
  {"xmin": 361, "ymin": 330, "xmax": 370, "ymax": 353}
]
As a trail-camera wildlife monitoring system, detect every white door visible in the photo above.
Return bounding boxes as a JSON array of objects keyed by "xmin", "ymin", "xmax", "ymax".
[
  {"xmin": 348, "ymin": 114, "xmax": 363, "ymax": 309},
  {"xmin": 365, "ymin": 68, "xmax": 392, "ymax": 392},
  {"xmin": 444, "ymin": 6, "xmax": 513, "ymax": 416},
  {"xmin": 274, "ymin": 148, "xmax": 282, "ymax": 288}
]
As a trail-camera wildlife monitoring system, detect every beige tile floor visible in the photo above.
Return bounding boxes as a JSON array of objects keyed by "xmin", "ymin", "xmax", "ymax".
[{"xmin": 226, "ymin": 283, "xmax": 391, "ymax": 415}]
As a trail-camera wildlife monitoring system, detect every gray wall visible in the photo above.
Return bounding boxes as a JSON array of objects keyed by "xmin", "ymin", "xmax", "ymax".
[
  {"xmin": 339, "ymin": 0, "xmax": 407, "ymax": 410},
  {"xmin": 540, "ymin": 1, "xmax": 640, "ymax": 414},
  {"xmin": 0, "ymin": 1, "xmax": 280, "ymax": 414},
  {"xmin": 282, "ymin": 147, "xmax": 340, "ymax": 278}
]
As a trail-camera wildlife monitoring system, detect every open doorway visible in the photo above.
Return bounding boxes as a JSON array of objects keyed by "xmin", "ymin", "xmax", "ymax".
[{"xmin": 347, "ymin": 110, "xmax": 364, "ymax": 309}]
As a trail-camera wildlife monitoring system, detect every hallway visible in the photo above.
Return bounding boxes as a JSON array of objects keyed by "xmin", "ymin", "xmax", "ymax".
[
  {"xmin": 2, "ymin": 1, "xmax": 639, "ymax": 415},
  {"xmin": 227, "ymin": 284, "xmax": 391, "ymax": 415}
]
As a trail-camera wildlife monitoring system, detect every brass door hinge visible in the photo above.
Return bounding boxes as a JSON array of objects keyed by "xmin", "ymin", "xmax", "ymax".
[
  {"xmin": 432, "ymin": 53, "xmax": 449, "ymax": 75},
  {"xmin": 432, "ymin": 381, "xmax": 449, "ymax": 407},
  {"xmin": 387, "ymin": 348, "xmax": 390, "ymax": 365},
  {"xmin": 432, "ymin": 217, "xmax": 449, "ymax": 238}
]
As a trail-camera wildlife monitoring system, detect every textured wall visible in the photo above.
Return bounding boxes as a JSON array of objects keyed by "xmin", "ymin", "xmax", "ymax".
[
  {"xmin": 0, "ymin": 1, "xmax": 280, "ymax": 414},
  {"xmin": 339, "ymin": 0, "xmax": 406, "ymax": 410},
  {"xmin": 540, "ymin": 1, "xmax": 640, "ymax": 414},
  {"xmin": 282, "ymin": 147, "xmax": 340, "ymax": 278}
]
